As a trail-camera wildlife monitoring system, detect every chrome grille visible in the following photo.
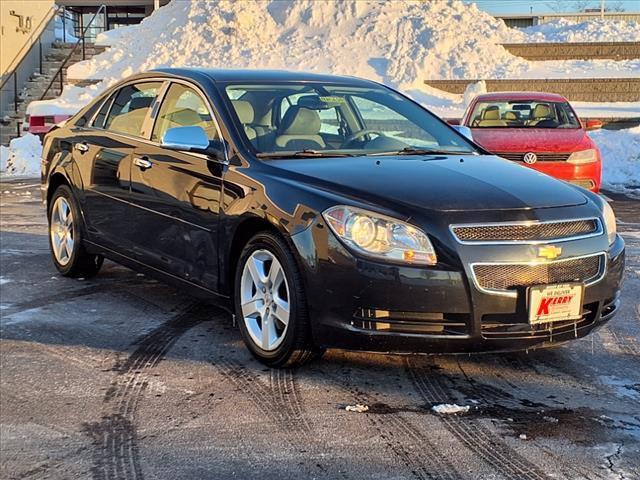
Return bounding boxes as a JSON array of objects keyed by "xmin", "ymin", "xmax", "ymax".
[
  {"xmin": 497, "ymin": 152, "xmax": 571, "ymax": 162},
  {"xmin": 473, "ymin": 254, "xmax": 604, "ymax": 292},
  {"xmin": 452, "ymin": 219, "xmax": 599, "ymax": 243}
]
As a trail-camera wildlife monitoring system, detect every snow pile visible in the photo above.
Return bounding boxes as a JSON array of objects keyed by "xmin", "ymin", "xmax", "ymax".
[
  {"xmin": 0, "ymin": 134, "xmax": 42, "ymax": 177},
  {"xmin": 33, "ymin": 0, "xmax": 529, "ymax": 115},
  {"xmin": 589, "ymin": 126, "xmax": 640, "ymax": 197},
  {"xmin": 519, "ymin": 18, "xmax": 640, "ymax": 44},
  {"xmin": 30, "ymin": 0, "xmax": 640, "ymax": 118}
]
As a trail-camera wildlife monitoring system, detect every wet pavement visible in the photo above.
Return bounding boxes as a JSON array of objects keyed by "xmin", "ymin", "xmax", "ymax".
[{"xmin": 1, "ymin": 178, "xmax": 639, "ymax": 480}]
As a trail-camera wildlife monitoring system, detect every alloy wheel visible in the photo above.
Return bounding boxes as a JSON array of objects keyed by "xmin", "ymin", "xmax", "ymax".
[
  {"xmin": 240, "ymin": 249, "xmax": 291, "ymax": 351},
  {"xmin": 50, "ymin": 196, "xmax": 75, "ymax": 266}
]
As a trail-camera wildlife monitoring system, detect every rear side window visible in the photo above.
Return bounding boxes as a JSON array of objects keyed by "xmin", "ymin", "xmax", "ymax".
[
  {"xmin": 152, "ymin": 83, "xmax": 219, "ymax": 142},
  {"xmin": 92, "ymin": 94, "xmax": 115, "ymax": 129},
  {"xmin": 104, "ymin": 82, "xmax": 162, "ymax": 136}
]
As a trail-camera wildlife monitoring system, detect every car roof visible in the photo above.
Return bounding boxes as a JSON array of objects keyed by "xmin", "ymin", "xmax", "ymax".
[
  {"xmin": 472, "ymin": 91, "xmax": 569, "ymax": 102},
  {"xmin": 150, "ymin": 67, "xmax": 380, "ymax": 86}
]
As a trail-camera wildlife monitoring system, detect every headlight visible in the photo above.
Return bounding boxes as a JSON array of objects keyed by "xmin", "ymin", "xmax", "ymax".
[
  {"xmin": 322, "ymin": 206, "xmax": 437, "ymax": 265},
  {"xmin": 567, "ymin": 149, "xmax": 597, "ymax": 164},
  {"xmin": 601, "ymin": 200, "xmax": 617, "ymax": 245}
]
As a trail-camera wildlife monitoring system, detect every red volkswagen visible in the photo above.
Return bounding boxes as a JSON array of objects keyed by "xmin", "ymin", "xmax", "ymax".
[{"xmin": 462, "ymin": 92, "xmax": 603, "ymax": 192}]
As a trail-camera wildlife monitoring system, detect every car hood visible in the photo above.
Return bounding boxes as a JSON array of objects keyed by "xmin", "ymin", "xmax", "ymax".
[
  {"xmin": 470, "ymin": 128, "xmax": 588, "ymax": 152},
  {"xmin": 267, "ymin": 155, "xmax": 587, "ymax": 212}
]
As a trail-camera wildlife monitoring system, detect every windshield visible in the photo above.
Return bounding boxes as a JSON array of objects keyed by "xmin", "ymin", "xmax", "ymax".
[
  {"xmin": 469, "ymin": 100, "xmax": 580, "ymax": 129},
  {"xmin": 221, "ymin": 82, "xmax": 477, "ymax": 157}
]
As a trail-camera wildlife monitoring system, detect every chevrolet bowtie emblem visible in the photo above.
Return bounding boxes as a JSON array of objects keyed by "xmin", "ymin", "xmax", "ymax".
[{"xmin": 538, "ymin": 245, "xmax": 562, "ymax": 260}]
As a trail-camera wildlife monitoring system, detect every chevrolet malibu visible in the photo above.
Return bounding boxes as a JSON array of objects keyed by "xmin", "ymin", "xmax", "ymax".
[{"xmin": 41, "ymin": 69, "xmax": 624, "ymax": 367}]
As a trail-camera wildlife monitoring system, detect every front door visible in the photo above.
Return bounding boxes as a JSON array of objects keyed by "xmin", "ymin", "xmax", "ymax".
[{"xmin": 128, "ymin": 82, "xmax": 225, "ymax": 291}]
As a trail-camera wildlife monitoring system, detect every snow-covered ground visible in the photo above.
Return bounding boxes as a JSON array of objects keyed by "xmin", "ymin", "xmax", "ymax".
[
  {"xmin": 0, "ymin": 134, "xmax": 43, "ymax": 177},
  {"xmin": 4, "ymin": 0, "xmax": 638, "ymax": 193},
  {"xmin": 590, "ymin": 126, "xmax": 640, "ymax": 197}
]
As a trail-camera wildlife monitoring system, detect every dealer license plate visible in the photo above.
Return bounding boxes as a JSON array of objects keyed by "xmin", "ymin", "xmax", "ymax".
[{"xmin": 528, "ymin": 283, "xmax": 584, "ymax": 325}]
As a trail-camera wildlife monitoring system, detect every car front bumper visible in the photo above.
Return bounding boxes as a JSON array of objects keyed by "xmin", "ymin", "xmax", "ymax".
[
  {"xmin": 525, "ymin": 161, "xmax": 601, "ymax": 192},
  {"xmin": 292, "ymin": 227, "xmax": 624, "ymax": 354}
]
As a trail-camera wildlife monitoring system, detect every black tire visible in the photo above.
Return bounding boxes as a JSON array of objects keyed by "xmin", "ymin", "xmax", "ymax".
[
  {"xmin": 234, "ymin": 231, "xmax": 324, "ymax": 368},
  {"xmin": 48, "ymin": 184, "xmax": 103, "ymax": 278}
]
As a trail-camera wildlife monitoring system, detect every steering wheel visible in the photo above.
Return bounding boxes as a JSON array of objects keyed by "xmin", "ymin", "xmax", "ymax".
[{"xmin": 344, "ymin": 129, "xmax": 386, "ymax": 144}]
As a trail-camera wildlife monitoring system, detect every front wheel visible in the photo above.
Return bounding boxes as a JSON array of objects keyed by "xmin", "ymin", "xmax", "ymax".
[
  {"xmin": 234, "ymin": 232, "xmax": 323, "ymax": 367},
  {"xmin": 48, "ymin": 185, "xmax": 103, "ymax": 278}
]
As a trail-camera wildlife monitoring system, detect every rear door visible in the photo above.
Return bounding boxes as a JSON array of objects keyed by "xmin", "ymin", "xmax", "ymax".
[
  {"xmin": 128, "ymin": 81, "xmax": 225, "ymax": 291},
  {"xmin": 77, "ymin": 80, "xmax": 164, "ymax": 251}
]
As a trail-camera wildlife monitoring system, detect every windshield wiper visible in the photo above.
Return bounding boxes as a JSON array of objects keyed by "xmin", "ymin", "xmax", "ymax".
[
  {"xmin": 257, "ymin": 149, "xmax": 355, "ymax": 159},
  {"xmin": 368, "ymin": 147, "xmax": 474, "ymax": 156}
]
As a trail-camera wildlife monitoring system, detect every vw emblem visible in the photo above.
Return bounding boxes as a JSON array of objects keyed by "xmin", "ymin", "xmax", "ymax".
[{"xmin": 523, "ymin": 152, "xmax": 538, "ymax": 164}]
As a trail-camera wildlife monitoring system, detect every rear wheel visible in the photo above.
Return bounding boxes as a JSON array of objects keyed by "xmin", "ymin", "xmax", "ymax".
[
  {"xmin": 234, "ymin": 232, "xmax": 323, "ymax": 367},
  {"xmin": 48, "ymin": 185, "xmax": 103, "ymax": 278}
]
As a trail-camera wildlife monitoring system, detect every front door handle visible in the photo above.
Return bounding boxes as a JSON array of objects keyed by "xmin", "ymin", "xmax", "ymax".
[
  {"xmin": 74, "ymin": 142, "xmax": 89, "ymax": 153},
  {"xmin": 133, "ymin": 157, "xmax": 152, "ymax": 170}
]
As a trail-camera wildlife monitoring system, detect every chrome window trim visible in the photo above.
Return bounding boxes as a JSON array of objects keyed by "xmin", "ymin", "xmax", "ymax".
[
  {"xmin": 449, "ymin": 217, "xmax": 603, "ymax": 245},
  {"xmin": 469, "ymin": 251, "xmax": 607, "ymax": 298}
]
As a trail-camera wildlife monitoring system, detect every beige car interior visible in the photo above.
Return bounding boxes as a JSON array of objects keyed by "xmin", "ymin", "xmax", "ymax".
[
  {"xmin": 527, "ymin": 103, "xmax": 553, "ymax": 126},
  {"xmin": 476, "ymin": 105, "xmax": 507, "ymax": 127},
  {"xmin": 275, "ymin": 106, "xmax": 326, "ymax": 150},
  {"xmin": 153, "ymin": 88, "xmax": 218, "ymax": 142},
  {"xmin": 109, "ymin": 96, "xmax": 154, "ymax": 136}
]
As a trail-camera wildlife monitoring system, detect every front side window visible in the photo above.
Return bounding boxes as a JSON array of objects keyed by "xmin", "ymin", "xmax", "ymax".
[
  {"xmin": 104, "ymin": 82, "xmax": 162, "ymax": 136},
  {"xmin": 469, "ymin": 100, "xmax": 580, "ymax": 129},
  {"xmin": 222, "ymin": 82, "xmax": 476, "ymax": 157},
  {"xmin": 152, "ymin": 83, "xmax": 219, "ymax": 143}
]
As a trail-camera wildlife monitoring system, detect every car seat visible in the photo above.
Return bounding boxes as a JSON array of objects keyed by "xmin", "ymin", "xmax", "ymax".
[
  {"xmin": 274, "ymin": 106, "xmax": 326, "ymax": 150},
  {"xmin": 477, "ymin": 106, "xmax": 507, "ymax": 127}
]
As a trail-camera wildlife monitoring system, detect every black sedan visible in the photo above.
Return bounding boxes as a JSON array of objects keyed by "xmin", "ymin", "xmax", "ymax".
[{"xmin": 41, "ymin": 69, "xmax": 625, "ymax": 367}]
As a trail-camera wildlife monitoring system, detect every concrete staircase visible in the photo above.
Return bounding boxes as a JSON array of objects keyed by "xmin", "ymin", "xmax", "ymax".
[{"xmin": 0, "ymin": 42, "xmax": 107, "ymax": 146}]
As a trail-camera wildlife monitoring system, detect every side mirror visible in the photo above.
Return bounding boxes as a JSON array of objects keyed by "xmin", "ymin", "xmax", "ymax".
[
  {"xmin": 446, "ymin": 118, "xmax": 461, "ymax": 126},
  {"xmin": 585, "ymin": 119, "xmax": 602, "ymax": 131},
  {"xmin": 452, "ymin": 125, "xmax": 473, "ymax": 141},
  {"xmin": 161, "ymin": 126, "xmax": 210, "ymax": 152}
]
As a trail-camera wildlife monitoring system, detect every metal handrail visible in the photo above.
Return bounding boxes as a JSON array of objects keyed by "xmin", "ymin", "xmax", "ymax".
[
  {"xmin": 39, "ymin": 4, "xmax": 107, "ymax": 101},
  {"xmin": 0, "ymin": 5, "xmax": 59, "ymax": 91}
]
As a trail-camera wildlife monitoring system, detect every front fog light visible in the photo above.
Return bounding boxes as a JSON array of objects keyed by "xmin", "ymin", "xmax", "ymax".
[{"xmin": 323, "ymin": 206, "xmax": 437, "ymax": 265}]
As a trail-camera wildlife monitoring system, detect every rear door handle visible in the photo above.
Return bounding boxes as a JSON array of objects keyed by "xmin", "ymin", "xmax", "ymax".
[
  {"xmin": 74, "ymin": 142, "xmax": 89, "ymax": 153},
  {"xmin": 133, "ymin": 157, "xmax": 152, "ymax": 170}
]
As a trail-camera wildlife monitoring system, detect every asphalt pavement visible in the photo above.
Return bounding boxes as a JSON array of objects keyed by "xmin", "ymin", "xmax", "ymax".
[{"xmin": 1, "ymin": 178, "xmax": 638, "ymax": 480}]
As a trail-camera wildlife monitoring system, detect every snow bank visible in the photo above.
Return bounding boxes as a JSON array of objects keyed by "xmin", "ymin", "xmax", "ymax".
[
  {"xmin": 27, "ymin": 0, "xmax": 520, "ymax": 116},
  {"xmin": 519, "ymin": 18, "xmax": 640, "ymax": 44},
  {"xmin": 589, "ymin": 126, "xmax": 640, "ymax": 197},
  {"xmin": 0, "ymin": 134, "xmax": 42, "ymax": 177},
  {"xmin": 29, "ymin": 0, "xmax": 640, "ymax": 118}
]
